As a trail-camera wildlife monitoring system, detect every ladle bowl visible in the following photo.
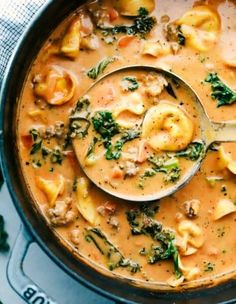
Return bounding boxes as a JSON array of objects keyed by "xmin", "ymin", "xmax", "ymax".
[{"xmin": 72, "ymin": 65, "xmax": 236, "ymax": 202}]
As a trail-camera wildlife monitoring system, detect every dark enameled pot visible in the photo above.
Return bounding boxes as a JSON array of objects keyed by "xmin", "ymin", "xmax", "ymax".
[{"xmin": 0, "ymin": 1, "xmax": 236, "ymax": 303}]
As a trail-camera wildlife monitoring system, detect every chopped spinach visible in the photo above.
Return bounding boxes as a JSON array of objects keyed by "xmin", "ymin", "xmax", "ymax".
[
  {"xmin": 87, "ymin": 57, "xmax": 114, "ymax": 80},
  {"xmin": 29, "ymin": 128, "xmax": 39, "ymax": 141},
  {"xmin": 0, "ymin": 215, "xmax": 10, "ymax": 252},
  {"xmin": 121, "ymin": 76, "xmax": 139, "ymax": 92},
  {"xmin": 85, "ymin": 228, "xmax": 140, "ymax": 273},
  {"xmin": 100, "ymin": 8, "xmax": 156, "ymax": 38},
  {"xmin": 126, "ymin": 205, "xmax": 181, "ymax": 277},
  {"xmin": 205, "ymin": 73, "xmax": 236, "ymax": 107},
  {"xmin": 176, "ymin": 142, "xmax": 205, "ymax": 161},
  {"xmin": 30, "ymin": 140, "xmax": 42, "ymax": 155}
]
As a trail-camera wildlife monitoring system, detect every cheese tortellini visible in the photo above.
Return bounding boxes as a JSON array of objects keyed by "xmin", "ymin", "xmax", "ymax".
[
  {"xmin": 142, "ymin": 102, "xmax": 194, "ymax": 152},
  {"xmin": 36, "ymin": 174, "xmax": 65, "ymax": 206},
  {"xmin": 176, "ymin": 6, "xmax": 221, "ymax": 51},
  {"xmin": 34, "ymin": 66, "xmax": 77, "ymax": 106},
  {"xmin": 114, "ymin": 0, "xmax": 155, "ymax": 16},
  {"xmin": 113, "ymin": 92, "xmax": 145, "ymax": 128},
  {"xmin": 213, "ymin": 199, "xmax": 236, "ymax": 220},
  {"xmin": 76, "ymin": 177, "xmax": 99, "ymax": 225}
]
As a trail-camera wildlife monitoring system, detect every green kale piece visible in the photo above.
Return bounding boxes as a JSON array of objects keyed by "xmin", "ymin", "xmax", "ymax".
[
  {"xmin": 30, "ymin": 140, "xmax": 42, "ymax": 155},
  {"xmin": 121, "ymin": 76, "xmax": 139, "ymax": 92},
  {"xmin": 105, "ymin": 129, "xmax": 140, "ymax": 160},
  {"xmin": 85, "ymin": 228, "xmax": 140, "ymax": 273},
  {"xmin": 100, "ymin": 8, "xmax": 156, "ymax": 38},
  {"xmin": 87, "ymin": 57, "xmax": 114, "ymax": 80},
  {"xmin": 176, "ymin": 142, "xmax": 205, "ymax": 161},
  {"xmin": 69, "ymin": 97, "xmax": 91, "ymax": 140},
  {"xmin": 0, "ymin": 215, "xmax": 10, "ymax": 252},
  {"xmin": 205, "ymin": 73, "xmax": 236, "ymax": 107},
  {"xmin": 126, "ymin": 205, "xmax": 181, "ymax": 278},
  {"xmin": 50, "ymin": 148, "xmax": 63, "ymax": 165},
  {"xmin": 92, "ymin": 111, "xmax": 119, "ymax": 140}
]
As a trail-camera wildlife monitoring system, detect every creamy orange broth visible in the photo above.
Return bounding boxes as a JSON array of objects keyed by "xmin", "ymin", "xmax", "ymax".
[{"xmin": 17, "ymin": 0, "xmax": 236, "ymax": 290}]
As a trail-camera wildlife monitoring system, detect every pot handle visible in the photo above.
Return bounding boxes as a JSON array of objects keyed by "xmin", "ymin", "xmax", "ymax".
[{"xmin": 7, "ymin": 225, "xmax": 58, "ymax": 304}]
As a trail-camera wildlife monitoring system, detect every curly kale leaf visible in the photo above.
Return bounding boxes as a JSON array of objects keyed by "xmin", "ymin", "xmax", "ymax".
[
  {"xmin": 100, "ymin": 8, "xmax": 156, "ymax": 38},
  {"xmin": 140, "ymin": 155, "xmax": 181, "ymax": 187},
  {"xmin": 205, "ymin": 73, "xmax": 236, "ymax": 107},
  {"xmin": 92, "ymin": 111, "xmax": 120, "ymax": 140},
  {"xmin": 105, "ymin": 129, "xmax": 140, "ymax": 160},
  {"xmin": 121, "ymin": 76, "xmax": 139, "ymax": 92},
  {"xmin": 87, "ymin": 57, "xmax": 114, "ymax": 80},
  {"xmin": 126, "ymin": 205, "xmax": 182, "ymax": 278},
  {"xmin": 85, "ymin": 228, "xmax": 140, "ymax": 273},
  {"xmin": 176, "ymin": 142, "xmax": 205, "ymax": 161}
]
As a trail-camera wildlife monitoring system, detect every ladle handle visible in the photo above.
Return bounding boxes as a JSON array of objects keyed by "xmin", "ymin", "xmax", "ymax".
[{"xmin": 211, "ymin": 121, "xmax": 236, "ymax": 143}]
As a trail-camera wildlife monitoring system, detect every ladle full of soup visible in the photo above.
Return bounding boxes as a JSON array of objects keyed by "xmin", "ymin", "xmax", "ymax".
[{"xmin": 71, "ymin": 66, "xmax": 236, "ymax": 201}]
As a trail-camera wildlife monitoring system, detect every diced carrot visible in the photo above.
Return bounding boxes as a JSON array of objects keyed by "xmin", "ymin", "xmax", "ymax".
[
  {"xmin": 109, "ymin": 8, "xmax": 119, "ymax": 22},
  {"xmin": 21, "ymin": 135, "xmax": 33, "ymax": 149},
  {"xmin": 118, "ymin": 35, "xmax": 135, "ymax": 48},
  {"xmin": 137, "ymin": 140, "xmax": 148, "ymax": 163},
  {"xmin": 111, "ymin": 166, "xmax": 124, "ymax": 179}
]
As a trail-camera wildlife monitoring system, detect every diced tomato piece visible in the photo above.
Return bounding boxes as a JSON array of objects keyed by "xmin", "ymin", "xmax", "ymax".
[
  {"xmin": 118, "ymin": 35, "xmax": 135, "ymax": 48},
  {"xmin": 65, "ymin": 150, "xmax": 77, "ymax": 167},
  {"xmin": 109, "ymin": 8, "xmax": 119, "ymax": 22},
  {"xmin": 21, "ymin": 135, "xmax": 33, "ymax": 149},
  {"xmin": 137, "ymin": 140, "xmax": 149, "ymax": 163},
  {"xmin": 111, "ymin": 166, "xmax": 124, "ymax": 179}
]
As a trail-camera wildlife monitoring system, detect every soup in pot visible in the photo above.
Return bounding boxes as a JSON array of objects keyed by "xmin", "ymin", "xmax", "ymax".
[{"xmin": 17, "ymin": 0, "xmax": 236, "ymax": 289}]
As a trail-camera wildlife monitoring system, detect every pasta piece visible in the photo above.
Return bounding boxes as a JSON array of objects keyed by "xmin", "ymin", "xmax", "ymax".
[
  {"xmin": 34, "ymin": 66, "xmax": 77, "ymax": 106},
  {"xmin": 114, "ymin": 92, "xmax": 145, "ymax": 116},
  {"xmin": 167, "ymin": 256, "xmax": 200, "ymax": 286},
  {"xmin": 178, "ymin": 256, "xmax": 200, "ymax": 281},
  {"xmin": 228, "ymin": 161, "xmax": 236, "ymax": 174},
  {"xmin": 61, "ymin": 19, "xmax": 81, "ymax": 59},
  {"xmin": 142, "ymin": 41, "xmax": 172, "ymax": 57},
  {"xmin": 114, "ymin": 0, "xmax": 155, "ymax": 16},
  {"xmin": 142, "ymin": 102, "xmax": 194, "ymax": 151},
  {"xmin": 36, "ymin": 175, "xmax": 65, "ymax": 206},
  {"xmin": 76, "ymin": 177, "xmax": 99, "ymax": 225},
  {"xmin": 177, "ymin": 220, "xmax": 204, "ymax": 256},
  {"xmin": 80, "ymin": 34, "xmax": 99, "ymax": 50},
  {"xmin": 28, "ymin": 109, "xmax": 47, "ymax": 123},
  {"xmin": 213, "ymin": 199, "xmax": 236, "ymax": 220},
  {"xmin": 176, "ymin": 6, "xmax": 221, "ymax": 51}
]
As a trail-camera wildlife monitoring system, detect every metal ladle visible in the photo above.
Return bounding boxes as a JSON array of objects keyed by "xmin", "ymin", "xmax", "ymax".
[{"xmin": 72, "ymin": 65, "xmax": 236, "ymax": 202}]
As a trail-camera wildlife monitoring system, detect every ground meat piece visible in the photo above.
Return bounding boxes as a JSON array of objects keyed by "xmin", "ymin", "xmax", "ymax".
[
  {"xmin": 124, "ymin": 161, "xmax": 139, "ymax": 177},
  {"xmin": 182, "ymin": 199, "xmax": 200, "ymax": 218},
  {"xmin": 70, "ymin": 229, "xmax": 80, "ymax": 245},
  {"xmin": 164, "ymin": 23, "xmax": 179, "ymax": 43},
  {"xmin": 48, "ymin": 198, "xmax": 76, "ymax": 226},
  {"xmin": 107, "ymin": 216, "xmax": 119, "ymax": 229}
]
